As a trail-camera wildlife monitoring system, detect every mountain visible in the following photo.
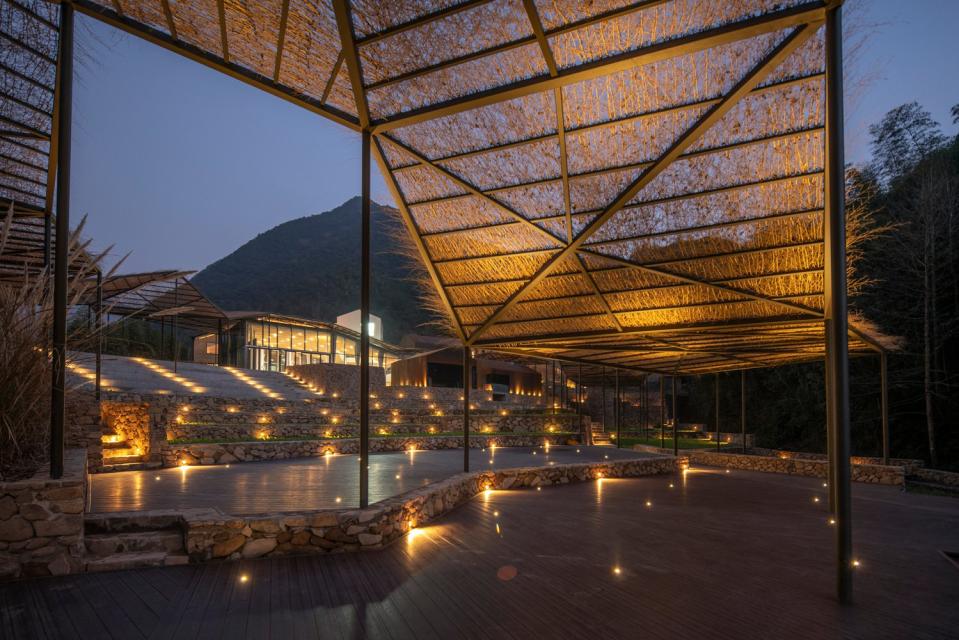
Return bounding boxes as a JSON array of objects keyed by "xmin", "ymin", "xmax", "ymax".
[{"xmin": 191, "ymin": 197, "xmax": 439, "ymax": 343}]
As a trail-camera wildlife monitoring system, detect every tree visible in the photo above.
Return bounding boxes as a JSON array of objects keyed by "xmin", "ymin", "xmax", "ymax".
[{"xmin": 869, "ymin": 102, "xmax": 948, "ymax": 183}]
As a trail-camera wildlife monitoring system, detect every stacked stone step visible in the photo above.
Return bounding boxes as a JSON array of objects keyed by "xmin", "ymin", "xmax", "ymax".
[{"xmin": 83, "ymin": 512, "xmax": 188, "ymax": 571}]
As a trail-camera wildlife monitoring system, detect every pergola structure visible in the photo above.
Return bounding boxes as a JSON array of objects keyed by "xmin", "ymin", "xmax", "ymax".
[{"xmin": 0, "ymin": 0, "xmax": 893, "ymax": 602}]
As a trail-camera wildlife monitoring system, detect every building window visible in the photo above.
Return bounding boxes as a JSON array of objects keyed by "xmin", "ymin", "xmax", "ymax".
[{"xmin": 335, "ymin": 335, "xmax": 357, "ymax": 365}]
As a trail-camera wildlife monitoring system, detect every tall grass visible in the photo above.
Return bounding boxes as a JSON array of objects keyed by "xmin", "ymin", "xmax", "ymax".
[{"xmin": 0, "ymin": 204, "xmax": 112, "ymax": 480}]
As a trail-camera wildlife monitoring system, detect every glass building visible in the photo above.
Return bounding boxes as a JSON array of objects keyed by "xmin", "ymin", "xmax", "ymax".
[{"xmin": 193, "ymin": 313, "xmax": 404, "ymax": 374}]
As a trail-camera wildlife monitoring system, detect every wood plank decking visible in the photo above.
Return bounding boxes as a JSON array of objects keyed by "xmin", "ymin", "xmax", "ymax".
[{"xmin": 2, "ymin": 467, "xmax": 957, "ymax": 639}]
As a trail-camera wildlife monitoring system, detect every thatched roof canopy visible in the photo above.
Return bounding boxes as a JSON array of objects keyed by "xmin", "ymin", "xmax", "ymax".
[{"xmin": 2, "ymin": 0, "xmax": 890, "ymax": 374}]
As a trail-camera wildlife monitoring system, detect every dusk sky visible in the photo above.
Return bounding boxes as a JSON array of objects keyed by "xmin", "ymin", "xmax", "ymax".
[{"xmin": 71, "ymin": 1, "xmax": 959, "ymax": 274}]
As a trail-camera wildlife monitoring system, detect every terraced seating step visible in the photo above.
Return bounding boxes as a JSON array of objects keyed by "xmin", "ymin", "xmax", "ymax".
[
  {"xmin": 85, "ymin": 530, "xmax": 184, "ymax": 557},
  {"xmin": 99, "ymin": 461, "xmax": 162, "ymax": 473}
]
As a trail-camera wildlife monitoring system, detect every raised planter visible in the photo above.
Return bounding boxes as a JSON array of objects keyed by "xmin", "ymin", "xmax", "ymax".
[
  {"xmin": 0, "ymin": 449, "xmax": 86, "ymax": 581},
  {"xmin": 182, "ymin": 456, "xmax": 677, "ymax": 561}
]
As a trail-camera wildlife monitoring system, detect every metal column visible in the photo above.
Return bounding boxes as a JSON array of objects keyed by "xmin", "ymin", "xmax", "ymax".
[
  {"xmin": 601, "ymin": 367, "xmax": 607, "ymax": 433},
  {"xmin": 615, "ymin": 371, "xmax": 620, "ymax": 448},
  {"xmin": 359, "ymin": 129, "xmax": 371, "ymax": 508},
  {"xmin": 644, "ymin": 375, "xmax": 649, "ymax": 441},
  {"xmin": 463, "ymin": 346, "xmax": 471, "ymax": 472},
  {"xmin": 880, "ymin": 352, "xmax": 889, "ymax": 465},
  {"xmin": 95, "ymin": 271, "xmax": 102, "ymax": 403},
  {"xmin": 172, "ymin": 280, "xmax": 179, "ymax": 373},
  {"xmin": 577, "ymin": 364, "xmax": 583, "ymax": 444},
  {"xmin": 741, "ymin": 370, "xmax": 747, "ymax": 454},
  {"xmin": 825, "ymin": 4, "xmax": 853, "ymax": 604},
  {"xmin": 49, "ymin": 1, "xmax": 74, "ymax": 479},
  {"xmin": 715, "ymin": 373, "xmax": 721, "ymax": 452},
  {"xmin": 672, "ymin": 376, "xmax": 678, "ymax": 457},
  {"xmin": 659, "ymin": 376, "xmax": 665, "ymax": 449}
]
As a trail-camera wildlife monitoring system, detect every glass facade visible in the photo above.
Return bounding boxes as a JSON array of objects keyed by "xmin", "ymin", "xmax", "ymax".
[{"xmin": 214, "ymin": 316, "xmax": 396, "ymax": 373}]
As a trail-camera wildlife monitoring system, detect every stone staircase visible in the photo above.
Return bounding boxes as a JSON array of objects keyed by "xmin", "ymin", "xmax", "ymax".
[
  {"xmin": 99, "ymin": 432, "xmax": 161, "ymax": 473},
  {"xmin": 590, "ymin": 419, "xmax": 612, "ymax": 446},
  {"xmin": 84, "ymin": 512, "xmax": 188, "ymax": 572}
]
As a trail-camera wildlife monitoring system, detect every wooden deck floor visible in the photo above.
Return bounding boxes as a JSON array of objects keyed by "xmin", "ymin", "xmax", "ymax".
[
  {"xmin": 88, "ymin": 445, "xmax": 647, "ymax": 514},
  {"xmin": 3, "ymin": 467, "xmax": 958, "ymax": 639}
]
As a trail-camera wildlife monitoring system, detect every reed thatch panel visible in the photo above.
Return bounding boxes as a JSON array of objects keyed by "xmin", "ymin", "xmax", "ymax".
[
  {"xmin": 349, "ymin": 0, "xmax": 460, "ymax": 37},
  {"xmin": 410, "ymin": 195, "xmax": 523, "ymax": 239},
  {"xmin": 547, "ymin": 0, "xmax": 801, "ymax": 69},
  {"xmin": 425, "ymin": 221, "xmax": 558, "ymax": 261},
  {"xmin": 437, "ymin": 137, "xmax": 561, "ymax": 192},
  {"xmin": 436, "ymin": 250, "xmax": 559, "ymax": 286},
  {"xmin": 587, "ymin": 265, "xmax": 681, "ymax": 292},
  {"xmin": 409, "ymin": 197, "xmax": 515, "ymax": 234},
  {"xmin": 588, "ymin": 174, "xmax": 824, "ymax": 244},
  {"xmin": 604, "ymin": 283, "xmax": 746, "ymax": 313},
  {"xmin": 650, "ymin": 243, "xmax": 825, "ymax": 284},
  {"xmin": 477, "ymin": 313, "xmax": 617, "ymax": 341},
  {"xmin": 761, "ymin": 27, "xmax": 824, "ymax": 85},
  {"xmin": 395, "ymin": 164, "xmax": 469, "ymax": 203},
  {"xmin": 490, "ymin": 179, "xmax": 565, "ymax": 219},
  {"xmin": 596, "ymin": 210, "xmax": 823, "ymax": 265},
  {"xmin": 569, "ymin": 167, "xmax": 641, "ymax": 213},
  {"xmin": 631, "ymin": 131, "xmax": 825, "ymax": 205},
  {"xmin": 566, "ymin": 106, "xmax": 708, "ymax": 175},
  {"xmin": 367, "ymin": 42, "xmax": 547, "ymax": 119},
  {"xmin": 358, "ymin": 0, "xmax": 531, "ymax": 85},
  {"xmin": 446, "ymin": 280, "xmax": 526, "ymax": 307},
  {"xmin": 693, "ymin": 78, "xmax": 824, "ymax": 151},
  {"xmin": 222, "ymin": 0, "xmax": 284, "ymax": 79},
  {"xmin": 616, "ymin": 300, "xmax": 807, "ymax": 330},
  {"xmin": 560, "ymin": 33, "xmax": 783, "ymax": 130},
  {"xmin": 277, "ymin": 0, "xmax": 343, "ymax": 101},
  {"xmin": 166, "ymin": 0, "xmax": 222, "ymax": 56},
  {"xmin": 525, "ymin": 272, "xmax": 596, "ymax": 299},
  {"xmin": 389, "ymin": 91, "xmax": 556, "ymax": 159},
  {"xmin": 500, "ymin": 293, "xmax": 609, "ymax": 324}
]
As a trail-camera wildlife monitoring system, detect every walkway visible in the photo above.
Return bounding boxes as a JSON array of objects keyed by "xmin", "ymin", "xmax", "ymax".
[
  {"xmin": 89, "ymin": 445, "xmax": 644, "ymax": 514},
  {"xmin": 4, "ymin": 467, "xmax": 957, "ymax": 639}
]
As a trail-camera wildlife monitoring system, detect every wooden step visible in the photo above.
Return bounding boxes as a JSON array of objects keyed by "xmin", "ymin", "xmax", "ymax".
[
  {"xmin": 85, "ymin": 551, "xmax": 188, "ymax": 572},
  {"xmin": 102, "ymin": 454, "xmax": 143, "ymax": 465},
  {"xmin": 99, "ymin": 461, "xmax": 161, "ymax": 473}
]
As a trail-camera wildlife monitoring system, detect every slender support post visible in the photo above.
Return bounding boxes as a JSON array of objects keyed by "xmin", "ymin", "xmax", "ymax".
[
  {"xmin": 741, "ymin": 370, "xmax": 747, "ymax": 454},
  {"xmin": 95, "ymin": 271, "xmax": 102, "ymax": 403},
  {"xmin": 577, "ymin": 364, "xmax": 584, "ymax": 444},
  {"xmin": 615, "ymin": 370, "xmax": 620, "ymax": 448},
  {"xmin": 825, "ymin": 4, "xmax": 853, "ymax": 604},
  {"xmin": 660, "ymin": 376, "xmax": 665, "ymax": 449},
  {"xmin": 672, "ymin": 376, "xmax": 678, "ymax": 456},
  {"xmin": 643, "ymin": 376, "xmax": 648, "ymax": 441},
  {"xmin": 49, "ymin": 1, "xmax": 73, "ymax": 480},
  {"xmin": 601, "ymin": 367, "xmax": 607, "ymax": 433},
  {"xmin": 715, "ymin": 373, "xmax": 721, "ymax": 452},
  {"xmin": 173, "ymin": 279, "xmax": 179, "ymax": 373},
  {"xmin": 216, "ymin": 319, "xmax": 222, "ymax": 366},
  {"xmin": 359, "ymin": 128, "xmax": 371, "ymax": 508},
  {"xmin": 880, "ymin": 352, "xmax": 889, "ymax": 465},
  {"xmin": 463, "ymin": 346, "xmax": 471, "ymax": 472}
]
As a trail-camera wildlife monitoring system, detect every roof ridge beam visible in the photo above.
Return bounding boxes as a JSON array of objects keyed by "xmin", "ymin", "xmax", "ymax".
[{"xmin": 464, "ymin": 24, "xmax": 821, "ymax": 344}]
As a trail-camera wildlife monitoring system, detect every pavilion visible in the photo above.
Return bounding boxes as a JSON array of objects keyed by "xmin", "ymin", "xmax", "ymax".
[{"xmin": 0, "ymin": 0, "xmax": 894, "ymax": 602}]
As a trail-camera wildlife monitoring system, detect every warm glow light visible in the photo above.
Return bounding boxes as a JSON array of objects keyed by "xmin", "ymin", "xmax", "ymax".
[
  {"xmin": 613, "ymin": 566, "xmax": 622, "ymax": 575},
  {"xmin": 852, "ymin": 559, "xmax": 861, "ymax": 568},
  {"xmin": 240, "ymin": 574, "xmax": 249, "ymax": 583},
  {"xmin": 813, "ymin": 496, "xmax": 820, "ymax": 503},
  {"xmin": 645, "ymin": 500, "xmax": 652, "ymax": 508},
  {"xmin": 335, "ymin": 497, "xmax": 342, "ymax": 503}
]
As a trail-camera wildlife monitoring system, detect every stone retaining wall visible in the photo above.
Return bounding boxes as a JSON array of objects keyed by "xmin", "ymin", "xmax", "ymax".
[
  {"xmin": 0, "ymin": 449, "xmax": 86, "ymax": 581},
  {"xmin": 182, "ymin": 456, "xmax": 676, "ymax": 562},
  {"xmin": 913, "ymin": 467, "xmax": 959, "ymax": 487},
  {"xmin": 165, "ymin": 412, "xmax": 579, "ymax": 443},
  {"xmin": 162, "ymin": 434, "xmax": 575, "ymax": 467},
  {"xmin": 683, "ymin": 450, "xmax": 905, "ymax": 485},
  {"xmin": 749, "ymin": 447, "xmax": 924, "ymax": 473}
]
